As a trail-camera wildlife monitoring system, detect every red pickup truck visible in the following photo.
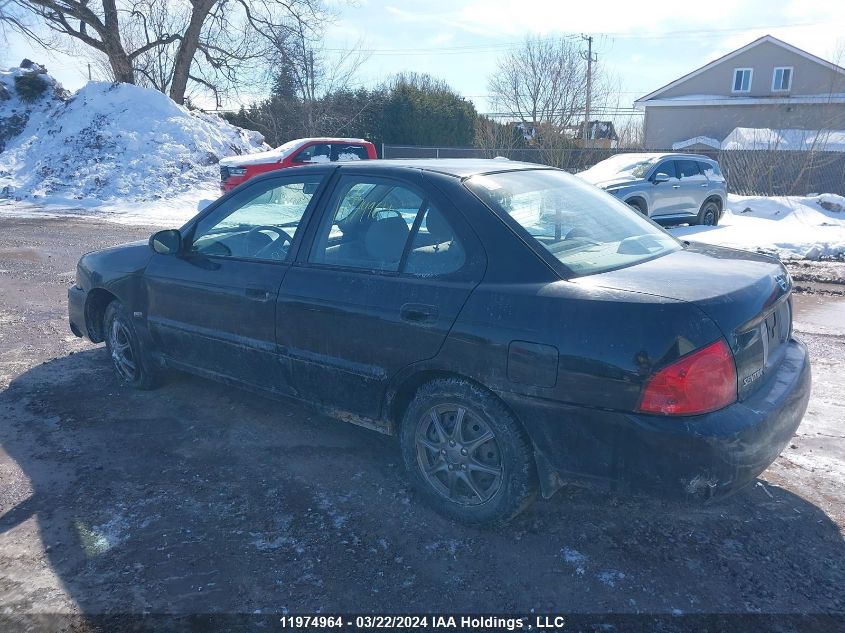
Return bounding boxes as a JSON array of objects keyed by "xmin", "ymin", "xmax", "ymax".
[{"xmin": 219, "ymin": 137, "xmax": 378, "ymax": 192}]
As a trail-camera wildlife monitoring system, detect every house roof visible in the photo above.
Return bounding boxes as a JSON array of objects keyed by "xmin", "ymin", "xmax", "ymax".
[{"xmin": 634, "ymin": 35, "xmax": 845, "ymax": 106}]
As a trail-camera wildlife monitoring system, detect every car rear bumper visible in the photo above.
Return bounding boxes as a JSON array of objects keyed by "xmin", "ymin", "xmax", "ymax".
[
  {"xmin": 68, "ymin": 285, "xmax": 87, "ymax": 338},
  {"xmin": 501, "ymin": 337, "xmax": 811, "ymax": 501}
]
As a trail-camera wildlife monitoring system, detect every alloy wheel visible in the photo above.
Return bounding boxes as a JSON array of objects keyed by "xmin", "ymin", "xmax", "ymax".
[
  {"xmin": 109, "ymin": 319, "xmax": 138, "ymax": 381},
  {"xmin": 415, "ymin": 404, "xmax": 503, "ymax": 506}
]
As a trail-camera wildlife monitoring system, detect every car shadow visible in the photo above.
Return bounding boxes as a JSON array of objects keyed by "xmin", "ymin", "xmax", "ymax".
[
  {"xmin": 1, "ymin": 349, "xmax": 843, "ymax": 631},
  {"xmin": 668, "ymin": 223, "xmax": 728, "ymax": 240}
]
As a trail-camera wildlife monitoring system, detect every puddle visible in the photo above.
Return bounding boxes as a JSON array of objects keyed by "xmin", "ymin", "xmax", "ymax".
[{"xmin": 792, "ymin": 295, "xmax": 845, "ymax": 336}]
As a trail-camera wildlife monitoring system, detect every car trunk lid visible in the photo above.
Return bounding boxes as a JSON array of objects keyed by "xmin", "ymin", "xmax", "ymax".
[{"xmin": 576, "ymin": 242, "xmax": 792, "ymax": 401}]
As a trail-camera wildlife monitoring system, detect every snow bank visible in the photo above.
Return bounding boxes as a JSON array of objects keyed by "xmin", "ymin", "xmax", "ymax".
[
  {"xmin": 721, "ymin": 127, "xmax": 845, "ymax": 152},
  {"xmin": 0, "ymin": 64, "xmax": 267, "ymax": 208},
  {"xmin": 671, "ymin": 136, "xmax": 721, "ymax": 150},
  {"xmin": 670, "ymin": 194, "xmax": 845, "ymax": 259}
]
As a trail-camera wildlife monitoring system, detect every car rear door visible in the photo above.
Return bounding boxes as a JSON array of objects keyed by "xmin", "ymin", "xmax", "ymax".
[
  {"xmin": 648, "ymin": 160, "xmax": 683, "ymax": 217},
  {"xmin": 275, "ymin": 170, "xmax": 486, "ymax": 420},
  {"xmin": 143, "ymin": 171, "xmax": 330, "ymax": 392},
  {"xmin": 676, "ymin": 159, "xmax": 709, "ymax": 216}
]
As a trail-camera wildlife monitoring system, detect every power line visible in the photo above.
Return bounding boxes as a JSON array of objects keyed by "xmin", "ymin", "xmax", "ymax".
[{"xmin": 322, "ymin": 20, "xmax": 827, "ymax": 56}]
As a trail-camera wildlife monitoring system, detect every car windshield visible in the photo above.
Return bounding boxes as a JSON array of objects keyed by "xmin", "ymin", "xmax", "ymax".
[
  {"xmin": 465, "ymin": 169, "xmax": 681, "ymax": 277},
  {"xmin": 578, "ymin": 154, "xmax": 662, "ymax": 184}
]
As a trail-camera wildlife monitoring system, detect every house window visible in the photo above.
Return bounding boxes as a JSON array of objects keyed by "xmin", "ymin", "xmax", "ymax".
[
  {"xmin": 772, "ymin": 67, "xmax": 793, "ymax": 91},
  {"xmin": 732, "ymin": 68, "xmax": 753, "ymax": 93}
]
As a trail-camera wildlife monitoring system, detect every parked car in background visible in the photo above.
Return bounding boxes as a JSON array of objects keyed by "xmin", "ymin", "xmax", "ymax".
[
  {"xmin": 219, "ymin": 137, "xmax": 377, "ymax": 192},
  {"xmin": 579, "ymin": 153, "xmax": 727, "ymax": 226},
  {"xmin": 69, "ymin": 160, "xmax": 809, "ymax": 525}
]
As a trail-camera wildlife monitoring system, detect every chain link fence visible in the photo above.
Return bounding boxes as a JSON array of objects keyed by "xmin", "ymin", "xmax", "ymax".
[{"xmin": 381, "ymin": 144, "xmax": 845, "ymax": 196}]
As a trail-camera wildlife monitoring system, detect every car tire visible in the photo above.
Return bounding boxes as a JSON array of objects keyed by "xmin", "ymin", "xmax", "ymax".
[
  {"xmin": 400, "ymin": 378, "xmax": 537, "ymax": 525},
  {"xmin": 627, "ymin": 199, "xmax": 648, "ymax": 216},
  {"xmin": 103, "ymin": 300, "xmax": 162, "ymax": 390},
  {"xmin": 696, "ymin": 200, "xmax": 720, "ymax": 226}
]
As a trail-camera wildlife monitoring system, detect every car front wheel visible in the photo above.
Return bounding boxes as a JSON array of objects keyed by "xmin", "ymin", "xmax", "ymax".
[
  {"xmin": 627, "ymin": 199, "xmax": 648, "ymax": 215},
  {"xmin": 400, "ymin": 378, "xmax": 537, "ymax": 525},
  {"xmin": 103, "ymin": 300, "xmax": 162, "ymax": 390}
]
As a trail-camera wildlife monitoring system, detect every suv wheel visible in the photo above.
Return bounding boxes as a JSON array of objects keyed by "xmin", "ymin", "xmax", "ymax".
[
  {"xmin": 697, "ymin": 200, "xmax": 720, "ymax": 226},
  {"xmin": 400, "ymin": 378, "xmax": 537, "ymax": 525},
  {"xmin": 627, "ymin": 199, "xmax": 647, "ymax": 215},
  {"xmin": 104, "ymin": 301, "xmax": 162, "ymax": 390}
]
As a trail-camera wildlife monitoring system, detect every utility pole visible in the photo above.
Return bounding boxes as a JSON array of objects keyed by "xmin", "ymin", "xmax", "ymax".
[{"xmin": 580, "ymin": 35, "xmax": 597, "ymax": 144}]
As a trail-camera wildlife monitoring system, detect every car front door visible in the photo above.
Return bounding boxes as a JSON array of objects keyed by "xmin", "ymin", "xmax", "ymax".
[
  {"xmin": 648, "ymin": 160, "xmax": 682, "ymax": 217},
  {"xmin": 676, "ymin": 159, "xmax": 708, "ymax": 215},
  {"xmin": 276, "ymin": 171, "xmax": 486, "ymax": 421},
  {"xmin": 143, "ymin": 171, "xmax": 329, "ymax": 392}
]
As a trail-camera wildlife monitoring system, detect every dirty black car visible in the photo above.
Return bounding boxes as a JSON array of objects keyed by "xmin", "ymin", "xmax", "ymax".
[{"xmin": 68, "ymin": 160, "xmax": 811, "ymax": 524}]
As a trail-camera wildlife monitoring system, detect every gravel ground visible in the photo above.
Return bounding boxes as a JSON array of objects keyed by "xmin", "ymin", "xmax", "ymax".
[{"xmin": 0, "ymin": 217, "xmax": 843, "ymax": 632}]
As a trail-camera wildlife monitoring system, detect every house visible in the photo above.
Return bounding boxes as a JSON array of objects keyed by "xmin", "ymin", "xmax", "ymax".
[
  {"xmin": 573, "ymin": 120, "xmax": 618, "ymax": 149},
  {"xmin": 635, "ymin": 35, "xmax": 845, "ymax": 149}
]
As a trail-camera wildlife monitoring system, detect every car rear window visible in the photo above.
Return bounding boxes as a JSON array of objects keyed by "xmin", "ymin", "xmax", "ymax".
[
  {"xmin": 699, "ymin": 161, "xmax": 721, "ymax": 177},
  {"xmin": 677, "ymin": 160, "xmax": 701, "ymax": 178},
  {"xmin": 332, "ymin": 145, "xmax": 369, "ymax": 161},
  {"xmin": 465, "ymin": 169, "xmax": 682, "ymax": 278}
]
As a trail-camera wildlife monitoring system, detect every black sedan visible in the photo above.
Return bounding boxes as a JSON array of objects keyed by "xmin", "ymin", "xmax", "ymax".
[{"xmin": 68, "ymin": 159, "xmax": 811, "ymax": 524}]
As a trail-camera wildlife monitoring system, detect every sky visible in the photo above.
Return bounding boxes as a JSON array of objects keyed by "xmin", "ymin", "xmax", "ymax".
[{"xmin": 3, "ymin": 0, "xmax": 845, "ymax": 115}]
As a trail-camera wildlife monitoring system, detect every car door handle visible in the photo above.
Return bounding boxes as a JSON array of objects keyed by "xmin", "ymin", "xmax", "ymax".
[
  {"xmin": 700, "ymin": 183, "xmax": 708, "ymax": 187},
  {"xmin": 672, "ymin": 185, "xmax": 681, "ymax": 189},
  {"xmin": 400, "ymin": 303, "xmax": 438, "ymax": 324},
  {"xmin": 245, "ymin": 286, "xmax": 271, "ymax": 301}
]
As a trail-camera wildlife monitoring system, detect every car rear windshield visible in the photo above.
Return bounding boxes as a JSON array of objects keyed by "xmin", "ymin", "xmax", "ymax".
[{"xmin": 465, "ymin": 169, "xmax": 682, "ymax": 277}]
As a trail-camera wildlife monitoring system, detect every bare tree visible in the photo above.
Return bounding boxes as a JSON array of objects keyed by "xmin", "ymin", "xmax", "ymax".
[
  {"xmin": 269, "ymin": 26, "xmax": 369, "ymax": 135},
  {"xmin": 4, "ymin": 0, "xmax": 330, "ymax": 105},
  {"xmin": 615, "ymin": 115, "xmax": 645, "ymax": 149},
  {"xmin": 489, "ymin": 36, "xmax": 587, "ymax": 135},
  {"xmin": 474, "ymin": 115, "xmax": 525, "ymax": 157},
  {"xmin": 488, "ymin": 35, "xmax": 613, "ymax": 166}
]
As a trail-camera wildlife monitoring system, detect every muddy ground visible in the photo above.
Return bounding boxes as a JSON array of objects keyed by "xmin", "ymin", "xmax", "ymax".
[{"xmin": 0, "ymin": 217, "xmax": 843, "ymax": 632}]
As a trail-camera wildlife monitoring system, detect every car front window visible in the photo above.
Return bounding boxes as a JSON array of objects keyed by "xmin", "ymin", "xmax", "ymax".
[
  {"xmin": 190, "ymin": 176, "xmax": 322, "ymax": 260},
  {"xmin": 465, "ymin": 169, "xmax": 682, "ymax": 277}
]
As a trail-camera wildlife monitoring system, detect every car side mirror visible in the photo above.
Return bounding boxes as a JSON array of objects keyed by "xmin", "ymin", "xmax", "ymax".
[
  {"xmin": 652, "ymin": 173, "xmax": 670, "ymax": 184},
  {"xmin": 149, "ymin": 229, "xmax": 183, "ymax": 255},
  {"xmin": 303, "ymin": 182, "xmax": 319, "ymax": 195}
]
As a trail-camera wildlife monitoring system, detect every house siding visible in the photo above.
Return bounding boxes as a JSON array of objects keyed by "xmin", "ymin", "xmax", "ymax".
[
  {"xmin": 639, "ymin": 38, "xmax": 845, "ymax": 148},
  {"xmin": 657, "ymin": 40, "xmax": 844, "ymax": 99},
  {"xmin": 644, "ymin": 103, "xmax": 845, "ymax": 148}
]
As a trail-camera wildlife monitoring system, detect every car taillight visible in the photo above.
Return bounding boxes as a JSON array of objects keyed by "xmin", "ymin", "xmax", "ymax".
[
  {"xmin": 227, "ymin": 167, "xmax": 247, "ymax": 177},
  {"xmin": 638, "ymin": 339, "xmax": 737, "ymax": 416}
]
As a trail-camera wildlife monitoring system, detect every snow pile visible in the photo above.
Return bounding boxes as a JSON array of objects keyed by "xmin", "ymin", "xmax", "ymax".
[
  {"xmin": 670, "ymin": 194, "xmax": 845, "ymax": 259},
  {"xmin": 0, "ymin": 62, "xmax": 69, "ymax": 155},
  {"xmin": 0, "ymin": 64, "xmax": 267, "ymax": 209},
  {"xmin": 671, "ymin": 136, "xmax": 721, "ymax": 150},
  {"xmin": 721, "ymin": 127, "xmax": 845, "ymax": 152}
]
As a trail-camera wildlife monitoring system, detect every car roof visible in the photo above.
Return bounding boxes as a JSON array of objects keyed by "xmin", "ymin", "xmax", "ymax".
[
  {"xmin": 294, "ymin": 137, "xmax": 372, "ymax": 145},
  {"xmin": 337, "ymin": 158, "xmax": 550, "ymax": 178}
]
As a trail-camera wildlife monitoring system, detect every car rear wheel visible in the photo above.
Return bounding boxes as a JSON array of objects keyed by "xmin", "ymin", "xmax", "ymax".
[
  {"xmin": 400, "ymin": 378, "xmax": 537, "ymax": 525},
  {"xmin": 696, "ymin": 200, "xmax": 720, "ymax": 226},
  {"xmin": 104, "ymin": 301, "xmax": 162, "ymax": 390}
]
